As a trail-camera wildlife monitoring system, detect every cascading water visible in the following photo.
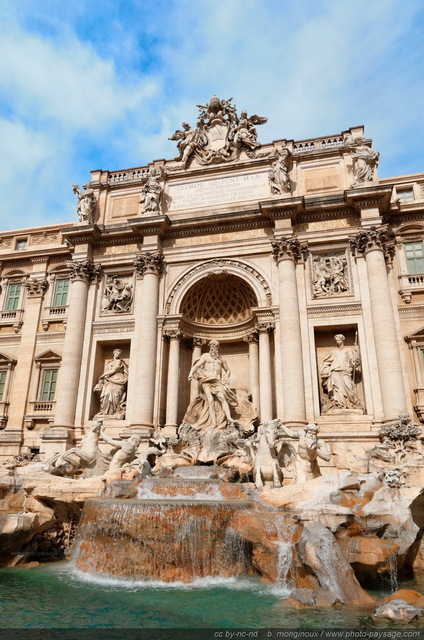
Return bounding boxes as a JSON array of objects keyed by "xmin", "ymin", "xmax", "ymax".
[{"xmin": 72, "ymin": 469, "xmax": 255, "ymax": 583}]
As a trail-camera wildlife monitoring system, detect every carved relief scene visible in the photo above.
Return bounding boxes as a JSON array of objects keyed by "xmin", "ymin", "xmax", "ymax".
[
  {"xmin": 101, "ymin": 274, "xmax": 134, "ymax": 314},
  {"xmin": 315, "ymin": 328, "xmax": 364, "ymax": 415},
  {"xmin": 311, "ymin": 251, "xmax": 350, "ymax": 298}
]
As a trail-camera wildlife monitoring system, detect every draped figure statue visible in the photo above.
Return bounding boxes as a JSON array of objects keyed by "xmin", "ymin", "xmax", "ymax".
[{"xmin": 94, "ymin": 349, "xmax": 128, "ymax": 418}]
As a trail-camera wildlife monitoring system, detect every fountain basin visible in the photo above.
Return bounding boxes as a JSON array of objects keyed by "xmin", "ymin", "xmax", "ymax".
[{"xmin": 74, "ymin": 497, "xmax": 254, "ymax": 583}]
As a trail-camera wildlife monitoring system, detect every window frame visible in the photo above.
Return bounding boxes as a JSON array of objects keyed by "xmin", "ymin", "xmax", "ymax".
[
  {"xmin": 39, "ymin": 368, "xmax": 58, "ymax": 402},
  {"xmin": 52, "ymin": 278, "xmax": 70, "ymax": 307},
  {"xmin": 404, "ymin": 241, "xmax": 424, "ymax": 275},
  {"xmin": 4, "ymin": 283, "xmax": 22, "ymax": 311}
]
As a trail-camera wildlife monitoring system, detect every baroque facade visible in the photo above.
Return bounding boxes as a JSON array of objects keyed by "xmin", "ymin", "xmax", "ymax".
[{"xmin": 0, "ymin": 96, "xmax": 423, "ymax": 468}]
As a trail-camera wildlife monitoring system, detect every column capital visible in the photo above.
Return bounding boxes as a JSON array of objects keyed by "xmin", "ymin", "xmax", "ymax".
[
  {"xmin": 164, "ymin": 328, "xmax": 182, "ymax": 341},
  {"xmin": 349, "ymin": 225, "xmax": 395, "ymax": 262},
  {"xmin": 255, "ymin": 322, "xmax": 275, "ymax": 334},
  {"xmin": 192, "ymin": 336, "xmax": 206, "ymax": 348},
  {"xmin": 24, "ymin": 277, "xmax": 48, "ymax": 299},
  {"xmin": 243, "ymin": 332, "xmax": 258, "ymax": 344},
  {"xmin": 134, "ymin": 251, "xmax": 164, "ymax": 278},
  {"xmin": 271, "ymin": 236, "xmax": 308, "ymax": 263},
  {"xmin": 67, "ymin": 259, "xmax": 101, "ymax": 283}
]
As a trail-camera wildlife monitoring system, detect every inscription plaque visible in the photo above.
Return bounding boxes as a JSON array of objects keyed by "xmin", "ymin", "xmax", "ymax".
[{"xmin": 168, "ymin": 171, "xmax": 269, "ymax": 211}]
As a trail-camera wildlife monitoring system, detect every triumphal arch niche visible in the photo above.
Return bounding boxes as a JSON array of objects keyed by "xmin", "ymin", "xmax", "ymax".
[
  {"xmin": 0, "ymin": 93, "xmax": 423, "ymax": 471},
  {"xmin": 162, "ymin": 258, "xmax": 276, "ymax": 434}
]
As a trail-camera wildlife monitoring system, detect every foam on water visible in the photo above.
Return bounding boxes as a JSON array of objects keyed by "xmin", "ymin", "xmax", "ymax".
[
  {"xmin": 67, "ymin": 567, "xmax": 284, "ymax": 594},
  {"xmin": 136, "ymin": 482, "xmax": 224, "ymax": 501}
]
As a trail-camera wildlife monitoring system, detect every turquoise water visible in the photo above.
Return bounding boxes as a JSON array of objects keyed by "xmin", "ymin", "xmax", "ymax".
[{"xmin": 1, "ymin": 562, "xmax": 424, "ymax": 631}]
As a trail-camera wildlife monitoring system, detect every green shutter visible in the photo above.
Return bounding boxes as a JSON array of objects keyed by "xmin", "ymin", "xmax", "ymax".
[
  {"xmin": 53, "ymin": 279, "xmax": 69, "ymax": 307},
  {"xmin": 40, "ymin": 369, "xmax": 58, "ymax": 401},
  {"xmin": 6, "ymin": 284, "xmax": 21, "ymax": 311},
  {"xmin": 0, "ymin": 371, "xmax": 6, "ymax": 402},
  {"xmin": 405, "ymin": 242, "xmax": 424, "ymax": 275}
]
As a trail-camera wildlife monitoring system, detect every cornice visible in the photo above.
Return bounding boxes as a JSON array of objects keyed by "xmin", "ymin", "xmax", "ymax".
[
  {"xmin": 307, "ymin": 303, "xmax": 362, "ymax": 316},
  {"xmin": 345, "ymin": 184, "xmax": 393, "ymax": 213},
  {"xmin": 61, "ymin": 224, "xmax": 102, "ymax": 248}
]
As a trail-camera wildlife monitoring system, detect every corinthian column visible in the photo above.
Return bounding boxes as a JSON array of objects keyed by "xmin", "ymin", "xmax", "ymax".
[
  {"xmin": 53, "ymin": 260, "xmax": 100, "ymax": 427},
  {"xmin": 129, "ymin": 252, "xmax": 164, "ymax": 431},
  {"xmin": 243, "ymin": 332, "xmax": 260, "ymax": 414},
  {"xmin": 165, "ymin": 329, "xmax": 181, "ymax": 430},
  {"xmin": 271, "ymin": 237, "xmax": 308, "ymax": 425},
  {"xmin": 350, "ymin": 226, "xmax": 407, "ymax": 419},
  {"xmin": 256, "ymin": 324, "xmax": 273, "ymax": 422}
]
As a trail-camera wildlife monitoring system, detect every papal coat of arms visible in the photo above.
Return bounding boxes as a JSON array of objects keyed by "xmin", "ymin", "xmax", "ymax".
[{"xmin": 169, "ymin": 96, "xmax": 268, "ymax": 169}]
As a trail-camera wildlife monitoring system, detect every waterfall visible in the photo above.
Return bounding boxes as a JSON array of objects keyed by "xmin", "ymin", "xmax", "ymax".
[{"xmin": 73, "ymin": 496, "xmax": 252, "ymax": 583}]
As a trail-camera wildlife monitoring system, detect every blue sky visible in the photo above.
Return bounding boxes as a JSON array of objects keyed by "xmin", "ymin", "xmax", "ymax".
[{"xmin": 0, "ymin": 0, "xmax": 423, "ymax": 230}]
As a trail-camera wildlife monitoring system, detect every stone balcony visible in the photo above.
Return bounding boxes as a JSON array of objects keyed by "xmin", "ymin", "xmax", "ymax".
[
  {"xmin": 0, "ymin": 309, "xmax": 24, "ymax": 333},
  {"xmin": 398, "ymin": 273, "xmax": 424, "ymax": 303},
  {"xmin": 41, "ymin": 306, "xmax": 68, "ymax": 331},
  {"xmin": 0, "ymin": 401, "xmax": 9, "ymax": 429},
  {"xmin": 24, "ymin": 401, "xmax": 56, "ymax": 429}
]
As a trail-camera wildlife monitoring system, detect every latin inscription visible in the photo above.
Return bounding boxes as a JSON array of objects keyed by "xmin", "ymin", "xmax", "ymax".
[{"xmin": 168, "ymin": 172, "xmax": 269, "ymax": 211}]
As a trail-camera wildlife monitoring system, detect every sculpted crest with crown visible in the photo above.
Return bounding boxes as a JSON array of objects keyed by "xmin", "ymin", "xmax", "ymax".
[{"xmin": 169, "ymin": 96, "xmax": 268, "ymax": 168}]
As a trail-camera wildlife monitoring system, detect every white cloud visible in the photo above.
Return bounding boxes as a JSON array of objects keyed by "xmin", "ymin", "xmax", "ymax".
[{"xmin": 0, "ymin": 0, "xmax": 423, "ymax": 229}]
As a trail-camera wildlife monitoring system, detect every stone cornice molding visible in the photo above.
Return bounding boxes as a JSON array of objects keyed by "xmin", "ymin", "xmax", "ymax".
[
  {"xmin": 271, "ymin": 236, "xmax": 309, "ymax": 263},
  {"xmin": 133, "ymin": 251, "xmax": 164, "ymax": 279},
  {"xmin": 345, "ymin": 184, "xmax": 392, "ymax": 210},
  {"xmin": 67, "ymin": 260, "xmax": 101, "ymax": 283},
  {"xmin": 128, "ymin": 215, "xmax": 170, "ymax": 238},
  {"xmin": 24, "ymin": 278, "xmax": 48, "ymax": 298},
  {"xmin": 61, "ymin": 225, "xmax": 101, "ymax": 249},
  {"xmin": 349, "ymin": 225, "xmax": 396, "ymax": 262}
]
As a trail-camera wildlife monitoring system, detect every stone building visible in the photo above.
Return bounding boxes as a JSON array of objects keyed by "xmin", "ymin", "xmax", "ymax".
[{"xmin": 0, "ymin": 96, "xmax": 423, "ymax": 466}]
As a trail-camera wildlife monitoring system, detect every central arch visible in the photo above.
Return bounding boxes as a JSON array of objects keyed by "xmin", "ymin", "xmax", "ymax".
[{"xmin": 165, "ymin": 258, "xmax": 272, "ymax": 317}]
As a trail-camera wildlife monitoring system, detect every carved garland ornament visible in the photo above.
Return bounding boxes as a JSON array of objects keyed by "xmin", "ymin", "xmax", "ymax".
[
  {"xmin": 349, "ymin": 226, "xmax": 396, "ymax": 262},
  {"xmin": 165, "ymin": 259, "xmax": 272, "ymax": 314}
]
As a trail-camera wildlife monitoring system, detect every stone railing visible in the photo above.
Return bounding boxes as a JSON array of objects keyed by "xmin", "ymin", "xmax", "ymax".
[
  {"xmin": 0, "ymin": 309, "xmax": 24, "ymax": 333},
  {"xmin": 292, "ymin": 136, "xmax": 344, "ymax": 154},
  {"xmin": 28, "ymin": 401, "xmax": 56, "ymax": 414},
  {"xmin": 109, "ymin": 168, "xmax": 150, "ymax": 185},
  {"xmin": 48, "ymin": 306, "xmax": 67, "ymax": 316},
  {"xmin": 398, "ymin": 273, "xmax": 424, "ymax": 303}
]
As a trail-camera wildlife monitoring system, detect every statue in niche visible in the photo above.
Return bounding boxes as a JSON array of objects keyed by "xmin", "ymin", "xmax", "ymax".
[
  {"xmin": 72, "ymin": 184, "xmax": 96, "ymax": 223},
  {"xmin": 346, "ymin": 136, "xmax": 380, "ymax": 186},
  {"xmin": 140, "ymin": 168, "xmax": 163, "ymax": 213},
  {"xmin": 186, "ymin": 339, "xmax": 238, "ymax": 431},
  {"xmin": 312, "ymin": 255, "xmax": 349, "ymax": 297},
  {"xmin": 103, "ymin": 275, "xmax": 133, "ymax": 313},
  {"xmin": 319, "ymin": 334, "xmax": 362, "ymax": 413},
  {"xmin": 279, "ymin": 423, "xmax": 331, "ymax": 484},
  {"xmin": 268, "ymin": 145, "xmax": 292, "ymax": 194},
  {"xmin": 94, "ymin": 349, "xmax": 128, "ymax": 419}
]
